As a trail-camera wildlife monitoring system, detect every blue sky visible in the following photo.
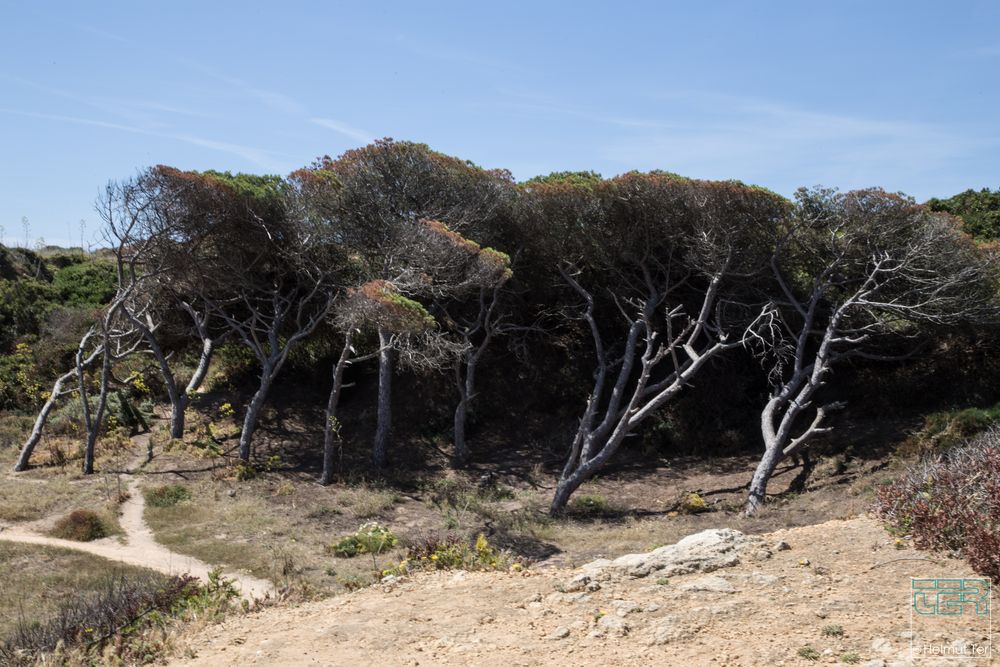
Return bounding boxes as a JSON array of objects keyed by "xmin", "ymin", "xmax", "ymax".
[{"xmin": 1, "ymin": 1, "xmax": 998, "ymax": 247}]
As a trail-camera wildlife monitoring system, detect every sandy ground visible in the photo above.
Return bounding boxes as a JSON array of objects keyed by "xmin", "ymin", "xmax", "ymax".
[{"xmin": 169, "ymin": 515, "xmax": 995, "ymax": 666}]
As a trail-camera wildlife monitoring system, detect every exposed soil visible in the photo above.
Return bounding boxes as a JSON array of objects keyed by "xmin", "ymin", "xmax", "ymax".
[{"xmin": 169, "ymin": 515, "xmax": 991, "ymax": 666}]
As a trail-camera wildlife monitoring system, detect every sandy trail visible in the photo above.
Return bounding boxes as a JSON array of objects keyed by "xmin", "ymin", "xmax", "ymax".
[{"xmin": 0, "ymin": 434, "xmax": 273, "ymax": 602}]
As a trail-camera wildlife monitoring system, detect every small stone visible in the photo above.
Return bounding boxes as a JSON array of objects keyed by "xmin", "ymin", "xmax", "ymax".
[
  {"xmin": 546, "ymin": 627, "xmax": 570, "ymax": 640},
  {"xmin": 859, "ymin": 661, "xmax": 885, "ymax": 667},
  {"xmin": 773, "ymin": 540, "xmax": 791, "ymax": 551},
  {"xmin": 227, "ymin": 489, "xmax": 237, "ymax": 498},
  {"xmin": 586, "ymin": 581, "xmax": 602, "ymax": 592},
  {"xmin": 644, "ymin": 603, "xmax": 661, "ymax": 613}
]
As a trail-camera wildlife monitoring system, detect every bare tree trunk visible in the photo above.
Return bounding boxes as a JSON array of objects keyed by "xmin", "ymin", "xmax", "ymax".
[
  {"xmin": 550, "ymin": 465, "xmax": 592, "ymax": 515},
  {"xmin": 83, "ymin": 347, "xmax": 112, "ymax": 475},
  {"xmin": 372, "ymin": 328, "xmax": 393, "ymax": 469},
  {"xmin": 745, "ymin": 434, "xmax": 783, "ymax": 516},
  {"xmin": 321, "ymin": 332, "xmax": 353, "ymax": 485},
  {"xmin": 743, "ymin": 316, "xmax": 842, "ymax": 516},
  {"xmin": 239, "ymin": 367, "xmax": 273, "ymax": 463},
  {"xmin": 18, "ymin": 326, "xmax": 107, "ymax": 471},
  {"xmin": 453, "ymin": 388, "xmax": 469, "ymax": 466},
  {"xmin": 169, "ymin": 336, "xmax": 216, "ymax": 439},
  {"xmin": 452, "ymin": 351, "xmax": 479, "ymax": 467},
  {"xmin": 13, "ymin": 368, "xmax": 76, "ymax": 472}
]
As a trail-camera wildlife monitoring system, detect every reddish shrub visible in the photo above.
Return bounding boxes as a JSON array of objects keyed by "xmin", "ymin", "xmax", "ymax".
[
  {"xmin": 50, "ymin": 509, "xmax": 110, "ymax": 542},
  {"xmin": 874, "ymin": 429, "xmax": 1000, "ymax": 581}
]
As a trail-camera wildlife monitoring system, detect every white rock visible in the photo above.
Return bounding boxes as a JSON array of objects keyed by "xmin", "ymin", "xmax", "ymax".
[
  {"xmin": 546, "ymin": 627, "xmax": 570, "ymax": 640},
  {"xmin": 578, "ymin": 528, "xmax": 768, "ymax": 580}
]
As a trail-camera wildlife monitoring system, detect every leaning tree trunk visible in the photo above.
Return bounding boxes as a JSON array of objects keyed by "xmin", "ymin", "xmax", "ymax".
[
  {"xmin": 13, "ymin": 367, "xmax": 77, "ymax": 472},
  {"xmin": 372, "ymin": 328, "xmax": 393, "ymax": 469},
  {"xmin": 321, "ymin": 333, "xmax": 353, "ymax": 485},
  {"xmin": 16, "ymin": 328, "xmax": 102, "ymax": 471},
  {"xmin": 745, "ymin": 434, "xmax": 784, "ymax": 516},
  {"xmin": 238, "ymin": 366, "xmax": 273, "ymax": 463}
]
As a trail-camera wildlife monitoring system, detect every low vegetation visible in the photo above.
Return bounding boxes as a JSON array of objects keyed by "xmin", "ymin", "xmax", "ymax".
[
  {"xmin": 0, "ymin": 568, "xmax": 238, "ymax": 665},
  {"xmin": 144, "ymin": 484, "xmax": 192, "ymax": 508},
  {"xmin": 875, "ymin": 428, "xmax": 1000, "ymax": 581},
  {"xmin": 49, "ymin": 509, "xmax": 112, "ymax": 542}
]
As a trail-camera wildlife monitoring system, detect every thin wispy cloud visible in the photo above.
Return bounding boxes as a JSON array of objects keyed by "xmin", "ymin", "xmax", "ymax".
[
  {"xmin": 177, "ymin": 59, "xmax": 305, "ymax": 115},
  {"xmin": 491, "ymin": 89, "xmax": 676, "ymax": 130},
  {"xmin": 0, "ymin": 108, "xmax": 154, "ymax": 135},
  {"xmin": 173, "ymin": 134, "xmax": 288, "ymax": 170},
  {"xmin": 971, "ymin": 45, "xmax": 1000, "ymax": 57},
  {"xmin": 389, "ymin": 34, "xmax": 527, "ymax": 76},
  {"xmin": 310, "ymin": 117, "xmax": 373, "ymax": 144},
  {"xmin": 577, "ymin": 91, "xmax": 989, "ymax": 197},
  {"xmin": 75, "ymin": 23, "xmax": 134, "ymax": 46},
  {"xmin": 0, "ymin": 108, "xmax": 287, "ymax": 172}
]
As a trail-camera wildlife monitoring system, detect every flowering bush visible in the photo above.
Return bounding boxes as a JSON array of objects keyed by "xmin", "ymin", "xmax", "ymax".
[{"xmin": 394, "ymin": 533, "xmax": 523, "ymax": 574}]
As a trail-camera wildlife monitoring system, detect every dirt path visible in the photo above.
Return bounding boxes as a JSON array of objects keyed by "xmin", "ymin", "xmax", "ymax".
[
  {"xmin": 0, "ymin": 433, "xmax": 273, "ymax": 602},
  {"xmin": 169, "ymin": 516, "xmax": 991, "ymax": 666}
]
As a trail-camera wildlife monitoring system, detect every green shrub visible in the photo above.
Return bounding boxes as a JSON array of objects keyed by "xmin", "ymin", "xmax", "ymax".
[
  {"xmin": 50, "ymin": 261, "xmax": 116, "ymax": 307},
  {"xmin": 900, "ymin": 403, "xmax": 1000, "ymax": 455},
  {"xmin": 144, "ymin": 484, "xmax": 191, "ymax": 508},
  {"xmin": 331, "ymin": 522, "xmax": 398, "ymax": 558},
  {"xmin": 50, "ymin": 510, "xmax": 109, "ymax": 542}
]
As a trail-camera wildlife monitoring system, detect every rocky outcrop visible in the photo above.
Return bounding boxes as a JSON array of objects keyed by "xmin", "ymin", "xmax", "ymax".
[{"xmin": 563, "ymin": 528, "xmax": 770, "ymax": 591}]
